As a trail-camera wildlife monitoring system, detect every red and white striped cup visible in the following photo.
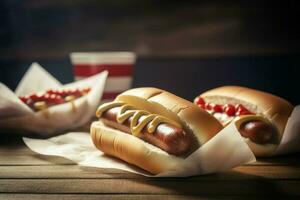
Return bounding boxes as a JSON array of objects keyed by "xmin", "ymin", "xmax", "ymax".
[{"xmin": 70, "ymin": 52, "xmax": 136, "ymax": 102}]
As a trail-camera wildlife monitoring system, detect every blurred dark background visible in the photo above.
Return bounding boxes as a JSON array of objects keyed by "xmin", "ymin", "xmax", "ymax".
[{"xmin": 0, "ymin": 0, "xmax": 299, "ymax": 104}]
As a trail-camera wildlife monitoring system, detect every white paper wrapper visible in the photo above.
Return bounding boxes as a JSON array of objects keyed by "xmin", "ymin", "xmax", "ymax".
[
  {"xmin": 275, "ymin": 105, "xmax": 300, "ymax": 155},
  {"xmin": 0, "ymin": 63, "xmax": 108, "ymax": 136},
  {"xmin": 23, "ymin": 122, "xmax": 256, "ymax": 177}
]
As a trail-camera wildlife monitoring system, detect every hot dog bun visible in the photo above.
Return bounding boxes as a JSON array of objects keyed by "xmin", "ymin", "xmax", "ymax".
[
  {"xmin": 200, "ymin": 86, "xmax": 294, "ymax": 156},
  {"xmin": 91, "ymin": 87, "xmax": 223, "ymax": 174}
]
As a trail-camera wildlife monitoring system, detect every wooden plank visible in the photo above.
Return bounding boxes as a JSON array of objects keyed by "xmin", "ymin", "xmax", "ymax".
[
  {"xmin": 0, "ymin": 155, "xmax": 74, "ymax": 166},
  {"xmin": 1, "ymin": 145, "xmax": 300, "ymax": 166},
  {"xmin": 0, "ymin": 154, "xmax": 299, "ymax": 166},
  {"xmin": 0, "ymin": 165, "xmax": 134, "ymax": 178},
  {"xmin": 232, "ymin": 165, "xmax": 300, "ymax": 179},
  {"xmin": 0, "ymin": 179, "xmax": 300, "ymax": 195},
  {"xmin": 0, "ymin": 165, "xmax": 299, "ymax": 180},
  {"xmin": 2, "ymin": 194, "xmax": 297, "ymax": 200},
  {"xmin": 249, "ymin": 154, "xmax": 300, "ymax": 166},
  {"xmin": 0, "ymin": 146, "xmax": 35, "ymax": 155},
  {"xmin": 0, "ymin": 194, "xmax": 207, "ymax": 200},
  {"xmin": 1, "ymin": 154, "xmax": 299, "ymax": 166},
  {"xmin": 0, "ymin": 194, "xmax": 283, "ymax": 200}
]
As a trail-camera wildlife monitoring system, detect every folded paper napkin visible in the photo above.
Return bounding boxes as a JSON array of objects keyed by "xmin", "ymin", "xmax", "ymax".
[{"xmin": 0, "ymin": 62, "xmax": 108, "ymax": 136}]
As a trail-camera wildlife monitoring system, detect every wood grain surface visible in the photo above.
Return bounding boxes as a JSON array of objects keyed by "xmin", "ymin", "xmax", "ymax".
[{"xmin": 0, "ymin": 134, "xmax": 299, "ymax": 199}]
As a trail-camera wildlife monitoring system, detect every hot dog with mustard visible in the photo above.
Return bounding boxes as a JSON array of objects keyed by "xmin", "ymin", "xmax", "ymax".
[{"xmin": 91, "ymin": 87, "xmax": 223, "ymax": 174}]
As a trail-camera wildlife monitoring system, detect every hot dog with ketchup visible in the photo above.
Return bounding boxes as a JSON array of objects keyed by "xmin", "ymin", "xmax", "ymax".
[
  {"xmin": 91, "ymin": 87, "xmax": 222, "ymax": 174},
  {"xmin": 194, "ymin": 86, "xmax": 294, "ymax": 157}
]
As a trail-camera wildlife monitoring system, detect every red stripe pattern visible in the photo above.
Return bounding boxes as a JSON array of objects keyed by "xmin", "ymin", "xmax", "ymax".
[
  {"xmin": 74, "ymin": 64, "xmax": 133, "ymax": 77},
  {"xmin": 102, "ymin": 92, "xmax": 122, "ymax": 100},
  {"xmin": 74, "ymin": 64, "xmax": 134, "ymax": 101}
]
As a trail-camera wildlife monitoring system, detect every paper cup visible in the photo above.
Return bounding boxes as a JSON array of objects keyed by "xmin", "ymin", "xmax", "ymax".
[{"xmin": 70, "ymin": 52, "xmax": 136, "ymax": 102}]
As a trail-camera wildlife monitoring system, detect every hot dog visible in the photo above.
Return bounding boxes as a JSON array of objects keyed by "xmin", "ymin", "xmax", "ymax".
[
  {"xmin": 194, "ymin": 86, "xmax": 294, "ymax": 157},
  {"xmin": 100, "ymin": 106, "xmax": 191, "ymax": 155},
  {"xmin": 91, "ymin": 87, "xmax": 223, "ymax": 174}
]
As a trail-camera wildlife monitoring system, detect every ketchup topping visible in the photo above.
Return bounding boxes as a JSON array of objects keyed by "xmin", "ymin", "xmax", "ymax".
[
  {"xmin": 223, "ymin": 104, "xmax": 236, "ymax": 116},
  {"xmin": 19, "ymin": 87, "xmax": 91, "ymax": 111},
  {"xmin": 194, "ymin": 96, "xmax": 205, "ymax": 109},
  {"xmin": 194, "ymin": 97, "xmax": 253, "ymax": 117},
  {"xmin": 212, "ymin": 104, "xmax": 223, "ymax": 113}
]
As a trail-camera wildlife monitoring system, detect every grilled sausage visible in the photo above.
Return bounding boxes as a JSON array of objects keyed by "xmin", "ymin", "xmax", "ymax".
[
  {"xmin": 239, "ymin": 120, "xmax": 276, "ymax": 144},
  {"xmin": 100, "ymin": 107, "xmax": 192, "ymax": 155}
]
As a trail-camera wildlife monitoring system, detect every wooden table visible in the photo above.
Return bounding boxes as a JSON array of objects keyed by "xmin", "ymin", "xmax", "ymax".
[{"xmin": 1, "ymin": 133, "xmax": 300, "ymax": 200}]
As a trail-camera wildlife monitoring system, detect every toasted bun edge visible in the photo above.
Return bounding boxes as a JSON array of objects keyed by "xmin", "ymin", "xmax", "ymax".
[{"xmin": 90, "ymin": 121, "xmax": 183, "ymax": 174}]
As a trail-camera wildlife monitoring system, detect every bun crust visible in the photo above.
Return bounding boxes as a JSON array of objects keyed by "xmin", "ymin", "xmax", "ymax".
[{"xmin": 91, "ymin": 87, "xmax": 223, "ymax": 173}]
